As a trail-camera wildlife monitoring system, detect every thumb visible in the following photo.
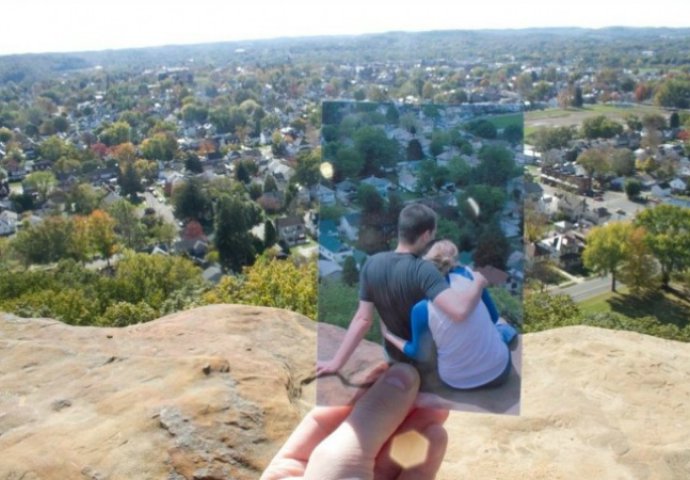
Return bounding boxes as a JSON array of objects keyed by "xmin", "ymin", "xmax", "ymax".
[
  {"xmin": 305, "ymin": 363, "xmax": 420, "ymax": 479},
  {"xmin": 344, "ymin": 362, "xmax": 421, "ymax": 454}
]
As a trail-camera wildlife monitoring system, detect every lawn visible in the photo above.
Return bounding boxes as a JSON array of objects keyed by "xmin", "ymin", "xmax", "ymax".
[
  {"xmin": 579, "ymin": 287, "xmax": 690, "ymax": 330},
  {"xmin": 318, "ymin": 280, "xmax": 382, "ymax": 342},
  {"xmin": 482, "ymin": 112, "xmax": 524, "ymax": 129},
  {"xmin": 525, "ymin": 104, "xmax": 669, "ymax": 131}
]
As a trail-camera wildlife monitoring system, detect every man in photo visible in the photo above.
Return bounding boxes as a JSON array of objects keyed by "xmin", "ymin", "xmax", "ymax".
[{"xmin": 316, "ymin": 203, "xmax": 491, "ymax": 383}]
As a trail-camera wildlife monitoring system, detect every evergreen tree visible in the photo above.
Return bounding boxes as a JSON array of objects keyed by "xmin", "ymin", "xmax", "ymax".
[
  {"xmin": 214, "ymin": 195, "xmax": 257, "ymax": 272},
  {"xmin": 342, "ymin": 255, "xmax": 359, "ymax": 286},
  {"xmin": 264, "ymin": 220, "xmax": 278, "ymax": 248}
]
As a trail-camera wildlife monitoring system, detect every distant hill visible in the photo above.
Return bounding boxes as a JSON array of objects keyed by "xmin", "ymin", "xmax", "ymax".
[{"xmin": 2, "ymin": 27, "xmax": 690, "ymax": 83}]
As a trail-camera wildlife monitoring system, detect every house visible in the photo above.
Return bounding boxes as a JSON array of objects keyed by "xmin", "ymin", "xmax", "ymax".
[
  {"xmin": 314, "ymin": 184, "xmax": 336, "ymax": 206},
  {"xmin": 267, "ymin": 158, "xmax": 294, "ymax": 183},
  {"xmin": 202, "ymin": 264, "xmax": 223, "ymax": 284},
  {"xmin": 335, "ymin": 179, "xmax": 357, "ymax": 202},
  {"xmin": 319, "ymin": 234, "xmax": 353, "ymax": 265},
  {"xmin": 275, "ymin": 215, "xmax": 307, "ymax": 246},
  {"xmin": 0, "ymin": 210, "xmax": 18, "ymax": 236},
  {"xmin": 360, "ymin": 175, "xmax": 393, "ymax": 199},
  {"xmin": 398, "ymin": 168, "xmax": 419, "ymax": 193},
  {"xmin": 651, "ymin": 183, "xmax": 671, "ymax": 198},
  {"xmin": 538, "ymin": 233, "xmax": 585, "ymax": 270},
  {"xmin": 318, "ymin": 259, "xmax": 343, "ymax": 283},
  {"xmin": 319, "ymin": 219, "xmax": 353, "ymax": 264},
  {"xmin": 670, "ymin": 178, "xmax": 687, "ymax": 193},
  {"xmin": 557, "ymin": 193, "xmax": 588, "ymax": 221}
]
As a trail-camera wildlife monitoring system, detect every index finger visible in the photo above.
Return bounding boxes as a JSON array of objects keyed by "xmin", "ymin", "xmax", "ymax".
[{"xmin": 272, "ymin": 406, "xmax": 352, "ymax": 462}]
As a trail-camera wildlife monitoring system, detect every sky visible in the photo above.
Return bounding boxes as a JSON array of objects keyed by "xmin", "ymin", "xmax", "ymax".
[{"xmin": 2, "ymin": 0, "xmax": 690, "ymax": 56}]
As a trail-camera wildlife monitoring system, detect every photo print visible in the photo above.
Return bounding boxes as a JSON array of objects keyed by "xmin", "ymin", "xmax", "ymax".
[{"xmin": 316, "ymin": 101, "xmax": 525, "ymax": 414}]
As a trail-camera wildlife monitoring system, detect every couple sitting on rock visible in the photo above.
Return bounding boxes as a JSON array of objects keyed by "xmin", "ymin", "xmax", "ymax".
[{"xmin": 317, "ymin": 203, "xmax": 517, "ymax": 391}]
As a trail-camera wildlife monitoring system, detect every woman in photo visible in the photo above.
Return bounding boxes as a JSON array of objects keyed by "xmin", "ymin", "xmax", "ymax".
[{"xmin": 382, "ymin": 239, "xmax": 518, "ymax": 390}]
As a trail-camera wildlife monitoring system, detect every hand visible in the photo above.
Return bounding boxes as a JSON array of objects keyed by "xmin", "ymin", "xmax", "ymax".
[
  {"xmin": 262, "ymin": 363, "xmax": 449, "ymax": 480},
  {"xmin": 474, "ymin": 265, "xmax": 508, "ymax": 286},
  {"xmin": 315, "ymin": 358, "xmax": 342, "ymax": 376},
  {"xmin": 470, "ymin": 268, "xmax": 490, "ymax": 288}
]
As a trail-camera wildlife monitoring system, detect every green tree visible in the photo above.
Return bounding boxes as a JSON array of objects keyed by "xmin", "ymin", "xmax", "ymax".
[
  {"xmin": 294, "ymin": 148, "xmax": 321, "ymax": 188},
  {"xmin": 465, "ymin": 119, "xmax": 497, "ymax": 139},
  {"xmin": 473, "ymin": 222, "xmax": 510, "ymax": 270},
  {"xmin": 107, "ymin": 199, "xmax": 147, "ymax": 250},
  {"xmin": 577, "ymin": 148, "xmax": 610, "ymax": 188},
  {"xmin": 531, "ymin": 126, "xmax": 574, "ymax": 152},
  {"xmin": 634, "ymin": 204, "xmax": 690, "ymax": 287},
  {"xmin": 459, "ymin": 185, "xmax": 507, "ymax": 224},
  {"xmin": 88, "ymin": 210, "xmax": 118, "ymax": 266},
  {"xmin": 214, "ymin": 195, "xmax": 258, "ymax": 272},
  {"xmin": 473, "ymin": 145, "xmax": 516, "ymax": 187},
  {"xmin": 264, "ymin": 220, "xmax": 278, "ymax": 249},
  {"xmin": 263, "ymin": 174, "xmax": 278, "ymax": 193},
  {"xmin": 523, "ymin": 291, "xmax": 580, "ymax": 332},
  {"xmin": 342, "ymin": 255, "xmax": 359, "ymax": 286},
  {"xmin": 654, "ymin": 75, "xmax": 690, "ymax": 109},
  {"xmin": 118, "ymin": 163, "xmax": 143, "ymax": 201},
  {"xmin": 624, "ymin": 178, "xmax": 642, "ymax": 200},
  {"xmin": 141, "ymin": 132, "xmax": 177, "ymax": 161},
  {"xmin": 353, "ymin": 126, "xmax": 399, "ymax": 175},
  {"xmin": 172, "ymin": 178, "xmax": 212, "ymax": 226},
  {"xmin": 11, "ymin": 216, "xmax": 76, "ymax": 265},
  {"xmin": 24, "ymin": 171, "xmax": 56, "ymax": 203},
  {"xmin": 99, "ymin": 301, "xmax": 157, "ymax": 327},
  {"xmin": 581, "ymin": 115, "xmax": 623, "ymax": 139},
  {"xmin": 583, "ymin": 221, "xmax": 633, "ymax": 292},
  {"xmin": 333, "ymin": 146, "xmax": 364, "ymax": 181},
  {"xmin": 38, "ymin": 135, "xmax": 68, "ymax": 162},
  {"xmin": 99, "ymin": 121, "xmax": 132, "ymax": 146}
]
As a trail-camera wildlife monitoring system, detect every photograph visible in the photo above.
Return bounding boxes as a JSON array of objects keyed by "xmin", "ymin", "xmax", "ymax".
[{"xmin": 316, "ymin": 100, "xmax": 525, "ymax": 414}]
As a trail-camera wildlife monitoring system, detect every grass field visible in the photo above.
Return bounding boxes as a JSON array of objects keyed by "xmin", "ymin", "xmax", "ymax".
[
  {"xmin": 483, "ymin": 112, "xmax": 524, "ymax": 129},
  {"xmin": 524, "ymin": 104, "xmax": 671, "ymax": 136},
  {"xmin": 579, "ymin": 287, "xmax": 690, "ymax": 330}
]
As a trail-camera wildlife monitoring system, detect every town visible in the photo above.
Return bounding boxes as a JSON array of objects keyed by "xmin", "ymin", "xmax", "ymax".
[{"xmin": 0, "ymin": 28, "xmax": 688, "ymax": 339}]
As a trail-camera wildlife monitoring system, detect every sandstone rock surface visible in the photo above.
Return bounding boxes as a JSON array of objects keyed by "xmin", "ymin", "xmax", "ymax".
[
  {"xmin": 2, "ymin": 308, "xmax": 690, "ymax": 480},
  {"xmin": 0, "ymin": 305, "xmax": 316, "ymax": 480}
]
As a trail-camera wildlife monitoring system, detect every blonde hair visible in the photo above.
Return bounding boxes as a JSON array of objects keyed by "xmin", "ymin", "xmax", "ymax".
[{"xmin": 424, "ymin": 240, "xmax": 458, "ymax": 275}]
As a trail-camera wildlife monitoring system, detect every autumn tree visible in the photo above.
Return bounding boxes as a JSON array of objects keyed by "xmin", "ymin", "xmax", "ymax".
[
  {"xmin": 618, "ymin": 227, "xmax": 660, "ymax": 296},
  {"xmin": 583, "ymin": 221, "xmax": 634, "ymax": 292},
  {"xmin": 204, "ymin": 254, "xmax": 317, "ymax": 319},
  {"xmin": 88, "ymin": 210, "xmax": 118, "ymax": 266}
]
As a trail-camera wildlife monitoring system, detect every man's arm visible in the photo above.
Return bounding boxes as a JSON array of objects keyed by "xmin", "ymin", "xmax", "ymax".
[
  {"xmin": 316, "ymin": 301, "xmax": 375, "ymax": 376},
  {"xmin": 431, "ymin": 270, "xmax": 488, "ymax": 323}
]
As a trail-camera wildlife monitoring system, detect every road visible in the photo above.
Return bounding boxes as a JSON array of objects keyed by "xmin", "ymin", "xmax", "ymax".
[
  {"xmin": 548, "ymin": 273, "xmax": 618, "ymax": 302},
  {"xmin": 143, "ymin": 191, "xmax": 176, "ymax": 225}
]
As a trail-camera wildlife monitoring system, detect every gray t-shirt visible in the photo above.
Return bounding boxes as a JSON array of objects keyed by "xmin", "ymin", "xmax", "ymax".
[{"xmin": 359, "ymin": 251, "xmax": 449, "ymax": 361}]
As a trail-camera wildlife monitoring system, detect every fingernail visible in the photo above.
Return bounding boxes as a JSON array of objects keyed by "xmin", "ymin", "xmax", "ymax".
[{"xmin": 384, "ymin": 363, "xmax": 416, "ymax": 391}]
